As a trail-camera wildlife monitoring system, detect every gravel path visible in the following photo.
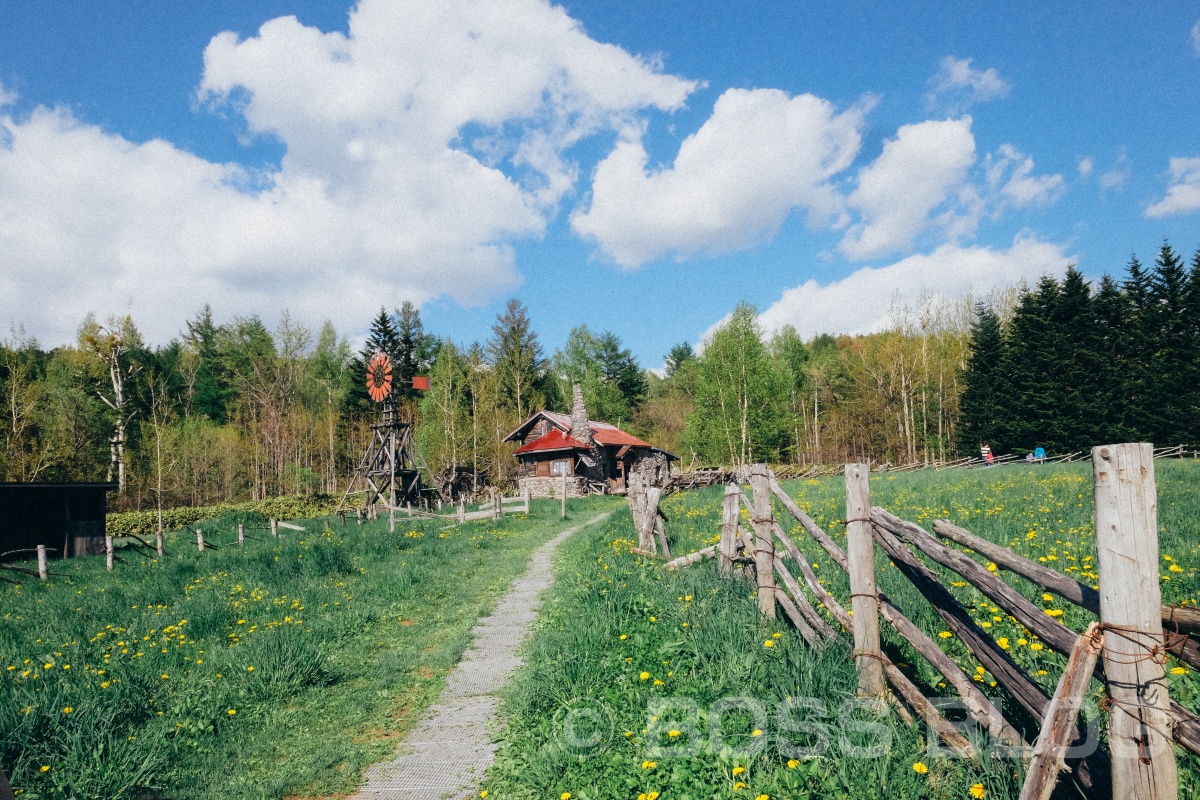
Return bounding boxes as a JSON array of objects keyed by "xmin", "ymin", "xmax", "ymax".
[{"xmin": 351, "ymin": 511, "xmax": 611, "ymax": 800}]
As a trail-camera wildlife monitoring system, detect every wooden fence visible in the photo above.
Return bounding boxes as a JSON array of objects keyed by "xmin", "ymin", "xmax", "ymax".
[{"xmin": 662, "ymin": 444, "xmax": 1199, "ymax": 800}]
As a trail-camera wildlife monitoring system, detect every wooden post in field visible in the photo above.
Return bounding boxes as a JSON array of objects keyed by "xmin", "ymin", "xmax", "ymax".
[
  {"xmin": 719, "ymin": 484, "xmax": 739, "ymax": 577},
  {"xmin": 270, "ymin": 518, "xmax": 278, "ymax": 538},
  {"xmin": 523, "ymin": 485, "xmax": 531, "ymax": 514},
  {"xmin": 238, "ymin": 524, "xmax": 245, "ymax": 547},
  {"xmin": 458, "ymin": 502, "xmax": 466, "ymax": 525},
  {"xmin": 36, "ymin": 544, "xmax": 47, "ymax": 581},
  {"xmin": 156, "ymin": 528, "xmax": 164, "ymax": 557},
  {"xmin": 750, "ymin": 464, "xmax": 775, "ymax": 620},
  {"xmin": 561, "ymin": 473, "xmax": 567, "ymax": 519},
  {"xmin": 105, "ymin": 536, "xmax": 114, "ymax": 571},
  {"xmin": 846, "ymin": 462, "xmax": 884, "ymax": 699},
  {"xmin": 196, "ymin": 529, "xmax": 205, "ymax": 553},
  {"xmin": 1093, "ymin": 443, "xmax": 1177, "ymax": 797}
]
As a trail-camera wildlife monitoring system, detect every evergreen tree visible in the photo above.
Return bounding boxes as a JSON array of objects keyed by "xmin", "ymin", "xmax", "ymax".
[
  {"xmin": 664, "ymin": 342, "xmax": 695, "ymax": 378},
  {"xmin": 346, "ymin": 307, "xmax": 404, "ymax": 414},
  {"xmin": 182, "ymin": 305, "xmax": 230, "ymax": 422},
  {"xmin": 486, "ymin": 299, "xmax": 545, "ymax": 419},
  {"xmin": 957, "ymin": 303, "xmax": 1006, "ymax": 453},
  {"xmin": 1051, "ymin": 267, "xmax": 1106, "ymax": 449},
  {"xmin": 1121, "ymin": 254, "xmax": 1156, "ymax": 439},
  {"xmin": 1148, "ymin": 242, "xmax": 1192, "ymax": 444},
  {"xmin": 395, "ymin": 301, "xmax": 438, "ymax": 402},
  {"xmin": 1091, "ymin": 274, "xmax": 1133, "ymax": 443}
]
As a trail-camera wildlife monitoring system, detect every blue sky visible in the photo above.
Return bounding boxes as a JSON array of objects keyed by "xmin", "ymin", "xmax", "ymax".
[{"xmin": 2, "ymin": 1, "xmax": 1199, "ymax": 367}]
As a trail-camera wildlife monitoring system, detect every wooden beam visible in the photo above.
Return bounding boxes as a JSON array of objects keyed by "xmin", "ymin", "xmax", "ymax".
[
  {"xmin": 1019, "ymin": 623, "xmax": 1103, "ymax": 800},
  {"xmin": 750, "ymin": 465, "xmax": 775, "ymax": 620}
]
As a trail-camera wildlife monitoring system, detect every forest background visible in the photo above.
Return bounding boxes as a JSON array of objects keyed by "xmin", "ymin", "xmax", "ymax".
[{"xmin": 1, "ymin": 242, "xmax": 1198, "ymax": 512}]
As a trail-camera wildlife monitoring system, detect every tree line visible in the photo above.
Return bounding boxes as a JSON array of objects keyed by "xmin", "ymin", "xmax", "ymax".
[
  {"xmin": 7, "ymin": 243, "xmax": 1191, "ymax": 513},
  {"xmin": 958, "ymin": 242, "xmax": 1200, "ymax": 456}
]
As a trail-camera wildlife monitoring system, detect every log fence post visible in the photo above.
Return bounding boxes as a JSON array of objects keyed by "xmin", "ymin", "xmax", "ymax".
[
  {"xmin": 750, "ymin": 464, "xmax": 775, "ymax": 620},
  {"xmin": 105, "ymin": 535, "xmax": 114, "ymax": 571},
  {"xmin": 36, "ymin": 544, "xmax": 47, "ymax": 581},
  {"xmin": 458, "ymin": 502, "xmax": 466, "ymax": 525},
  {"xmin": 846, "ymin": 462, "xmax": 884, "ymax": 699},
  {"xmin": 523, "ymin": 485, "xmax": 530, "ymax": 514},
  {"xmin": 1093, "ymin": 443, "xmax": 1177, "ymax": 798},
  {"xmin": 270, "ymin": 518, "xmax": 278, "ymax": 538},
  {"xmin": 561, "ymin": 473, "xmax": 567, "ymax": 519},
  {"xmin": 156, "ymin": 528, "xmax": 164, "ymax": 557},
  {"xmin": 196, "ymin": 529, "xmax": 205, "ymax": 553},
  {"xmin": 238, "ymin": 524, "xmax": 245, "ymax": 547},
  {"xmin": 719, "ymin": 484, "xmax": 739, "ymax": 577}
]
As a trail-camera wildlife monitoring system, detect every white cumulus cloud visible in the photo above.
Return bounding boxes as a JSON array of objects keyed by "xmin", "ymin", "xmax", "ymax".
[
  {"xmin": 985, "ymin": 143, "xmax": 1064, "ymax": 209},
  {"xmin": 1145, "ymin": 156, "xmax": 1200, "ymax": 218},
  {"xmin": 755, "ymin": 235, "xmax": 1071, "ymax": 341},
  {"xmin": 570, "ymin": 88, "xmax": 866, "ymax": 268},
  {"xmin": 0, "ymin": 0, "xmax": 699, "ymax": 345},
  {"xmin": 839, "ymin": 117, "xmax": 977, "ymax": 260},
  {"xmin": 926, "ymin": 56, "xmax": 1010, "ymax": 113}
]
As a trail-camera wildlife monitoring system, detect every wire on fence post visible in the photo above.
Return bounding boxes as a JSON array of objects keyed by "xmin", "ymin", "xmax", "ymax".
[
  {"xmin": 36, "ymin": 544, "xmax": 47, "ymax": 581},
  {"xmin": 845, "ymin": 462, "xmax": 884, "ymax": 700},
  {"xmin": 238, "ymin": 524, "xmax": 245, "ymax": 547}
]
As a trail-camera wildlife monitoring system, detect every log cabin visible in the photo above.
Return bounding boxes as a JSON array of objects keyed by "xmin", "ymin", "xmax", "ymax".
[{"xmin": 504, "ymin": 384, "xmax": 676, "ymax": 497}]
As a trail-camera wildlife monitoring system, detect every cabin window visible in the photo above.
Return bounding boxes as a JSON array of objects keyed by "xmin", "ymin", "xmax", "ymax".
[{"xmin": 550, "ymin": 459, "xmax": 571, "ymax": 476}]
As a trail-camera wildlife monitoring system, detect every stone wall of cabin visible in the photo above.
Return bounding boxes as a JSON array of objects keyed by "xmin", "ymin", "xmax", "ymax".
[
  {"xmin": 630, "ymin": 450, "xmax": 671, "ymax": 486},
  {"xmin": 519, "ymin": 475, "xmax": 589, "ymax": 498}
]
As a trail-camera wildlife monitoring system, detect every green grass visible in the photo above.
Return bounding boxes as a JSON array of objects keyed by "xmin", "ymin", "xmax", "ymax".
[
  {"xmin": 485, "ymin": 460, "xmax": 1200, "ymax": 800},
  {"xmin": 0, "ymin": 496, "xmax": 619, "ymax": 799}
]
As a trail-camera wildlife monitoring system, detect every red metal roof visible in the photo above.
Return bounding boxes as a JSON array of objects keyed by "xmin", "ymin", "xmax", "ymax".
[{"xmin": 512, "ymin": 427, "xmax": 592, "ymax": 455}]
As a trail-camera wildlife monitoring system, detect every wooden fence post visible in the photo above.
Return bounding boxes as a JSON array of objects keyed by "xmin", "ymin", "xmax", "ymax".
[
  {"xmin": 105, "ymin": 536, "xmax": 114, "ymax": 571},
  {"xmin": 36, "ymin": 544, "xmax": 47, "ymax": 581},
  {"xmin": 750, "ymin": 464, "xmax": 775, "ymax": 620},
  {"xmin": 1093, "ymin": 443, "xmax": 1177, "ymax": 797},
  {"xmin": 270, "ymin": 518, "xmax": 278, "ymax": 538},
  {"xmin": 196, "ymin": 529, "xmax": 205, "ymax": 553},
  {"xmin": 719, "ymin": 484, "xmax": 739, "ymax": 577},
  {"xmin": 523, "ymin": 485, "xmax": 531, "ymax": 514},
  {"xmin": 238, "ymin": 524, "xmax": 245, "ymax": 547},
  {"xmin": 561, "ymin": 473, "xmax": 567, "ymax": 520},
  {"xmin": 846, "ymin": 463, "xmax": 884, "ymax": 699},
  {"xmin": 493, "ymin": 489, "xmax": 501, "ymax": 521},
  {"xmin": 458, "ymin": 502, "xmax": 466, "ymax": 525},
  {"xmin": 156, "ymin": 528, "xmax": 164, "ymax": 556}
]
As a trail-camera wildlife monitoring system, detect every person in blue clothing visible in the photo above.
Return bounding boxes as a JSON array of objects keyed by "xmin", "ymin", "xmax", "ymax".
[{"xmin": 1033, "ymin": 446, "xmax": 1046, "ymax": 464}]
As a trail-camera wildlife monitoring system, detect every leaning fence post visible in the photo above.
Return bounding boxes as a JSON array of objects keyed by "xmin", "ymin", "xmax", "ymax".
[
  {"xmin": 196, "ymin": 529, "xmax": 204, "ymax": 553},
  {"xmin": 36, "ymin": 544, "xmax": 47, "ymax": 581},
  {"xmin": 846, "ymin": 462, "xmax": 884, "ymax": 699},
  {"xmin": 1093, "ymin": 443, "xmax": 1177, "ymax": 798},
  {"xmin": 750, "ymin": 464, "xmax": 776, "ymax": 620},
  {"xmin": 238, "ymin": 524, "xmax": 245, "ymax": 547},
  {"xmin": 105, "ymin": 536, "xmax": 114, "ymax": 571},
  {"xmin": 719, "ymin": 484, "xmax": 739, "ymax": 577}
]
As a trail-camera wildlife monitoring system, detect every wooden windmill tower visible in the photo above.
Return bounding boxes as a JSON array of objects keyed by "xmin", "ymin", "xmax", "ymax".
[{"xmin": 336, "ymin": 352, "xmax": 431, "ymax": 529}]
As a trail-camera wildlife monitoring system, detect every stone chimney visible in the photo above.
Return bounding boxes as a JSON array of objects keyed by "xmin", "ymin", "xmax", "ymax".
[{"xmin": 569, "ymin": 383, "xmax": 595, "ymax": 447}]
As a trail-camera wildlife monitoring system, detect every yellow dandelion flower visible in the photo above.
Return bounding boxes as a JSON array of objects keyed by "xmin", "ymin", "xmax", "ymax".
[
  {"xmin": 938, "ymin": 631, "xmax": 952, "ymax": 639},
  {"xmin": 641, "ymin": 760, "xmax": 656, "ymax": 769},
  {"xmin": 732, "ymin": 766, "xmax": 746, "ymax": 775},
  {"xmin": 763, "ymin": 639, "xmax": 775, "ymax": 648},
  {"xmin": 619, "ymin": 634, "xmax": 628, "ymax": 640},
  {"xmin": 787, "ymin": 759, "xmax": 799, "ymax": 768},
  {"xmin": 227, "ymin": 709, "xmax": 237, "ymax": 715},
  {"xmin": 668, "ymin": 729, "xmax": 681, "ymax": 737},
  {"xmin": 751, "ymin": 729, "xmax": 763, "ymax": 736},
  {"xmin": 562, "ymin": 793, "xmax": 571, "ymax": 800},
  {"xmin": 913, "ymin": 762, "xmax": 928, "ymax": 774},
  {"xmin": 1171, "ymin": 667, "xmax": 1188, "ymax": 675},
  {"xmin": 969, "ymin": 783, "xmax": 986, "ymax": 799},
  {"xmin": 62, "ymin": 707, "xmax": 73, "ymax": 714}
]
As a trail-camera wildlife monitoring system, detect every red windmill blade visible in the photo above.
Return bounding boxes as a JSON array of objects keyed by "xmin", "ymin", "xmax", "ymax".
[{"xmin": 366, "ymin": 351, "xmax": 393, "ymax": 402}]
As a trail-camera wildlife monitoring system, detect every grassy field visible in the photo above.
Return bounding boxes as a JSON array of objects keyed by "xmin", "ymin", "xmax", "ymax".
[
  {"xmin": 0, "ymin": 496, "xmax": 618, "ymax": 799},
  {"xmin": 485, "ymin": 459, "xmax": 1200, "ymax": 800}
]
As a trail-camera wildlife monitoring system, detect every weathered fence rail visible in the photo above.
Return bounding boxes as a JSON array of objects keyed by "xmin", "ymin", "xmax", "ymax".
[{"xmin": 657, "ymin": 444, "xmax": 1196, "ymax": 800}]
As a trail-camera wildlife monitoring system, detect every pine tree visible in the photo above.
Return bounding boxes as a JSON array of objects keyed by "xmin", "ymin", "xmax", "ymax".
[
  {"xmin": 1052, "ymin": 266, "xmax": 1105, "ymax": 449},
  {"xmin": 1090, "ymin": 274, "xmax": 1132, "ymax": 443},
  {"xmin": 346, "ymin": 307, "xmax": 404, "ymax": 414},
  {"xmin": 957, "ymin": 303, "xmax": 1006, "ymax": 454},
  {"xmin": 1121, "ymin": 254, "xmax": 1155, "ymax": 439},
  {"xmin": 486, "ymin": 299, "xmax": 545, "ymax": 419},
  {"xmin": 1148, "ymin": 242, "xmax": 1191, "ymax": 444}
]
